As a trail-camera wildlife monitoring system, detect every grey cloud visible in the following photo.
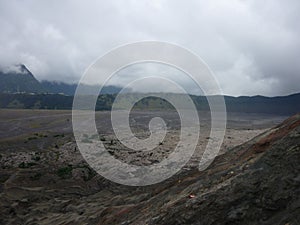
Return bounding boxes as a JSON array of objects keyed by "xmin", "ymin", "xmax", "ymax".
[{"xmin": 0, "ymin": 0, "xmax": 299, "ymax": 96}]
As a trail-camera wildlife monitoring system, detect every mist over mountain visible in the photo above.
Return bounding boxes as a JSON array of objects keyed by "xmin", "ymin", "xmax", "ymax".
[
  {"xmin": 0, "ymin": 64, "xmax": 300, "ymax": 115},
  {"xmin": 0, "ymin": 64, "xmax": 124, "ymax": 95},
  {"xmin": 40, "ymin": 80, "xmax": 124, "ymax": 95},
  {"xmin": 0, "ymin": 64, "xmax": 44, "ymax": 93}
]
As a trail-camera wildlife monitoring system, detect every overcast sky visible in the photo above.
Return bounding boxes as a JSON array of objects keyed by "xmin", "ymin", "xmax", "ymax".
[{"xmin": 0, "ymin": 0, "xmax": 299, "ymax": 96}]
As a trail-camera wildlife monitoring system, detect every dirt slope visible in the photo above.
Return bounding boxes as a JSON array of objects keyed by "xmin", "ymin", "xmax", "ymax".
[{"xmin": 104, "ymin": 114, "xmax": 300, "ymax": 225}]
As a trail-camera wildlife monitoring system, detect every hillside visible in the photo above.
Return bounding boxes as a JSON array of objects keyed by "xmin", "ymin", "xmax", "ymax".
[
  {"xmin": 1, "ymin": 92, "xmax": 300, "ymax": 116},
  {"xmin": 40, "ymin": 81, "xmax": 124, "ymax": 95},
  {"xmin": 0, "ymin": 64, "xmax": 44, "ymax": 93},
  {"xmin": 0, "ymin": 64, "xmax": 299, "ymax": 115},
  {"xmin": 126, "ymin": 113, "xmax": 300, "ymax": 224},
  {"xmin": 0, "ymin": 64, "xmax": 123, "ymax": 95},
  {"xmin": 96, "ymin": 113, "xmax": 300, "ymax": 224}
]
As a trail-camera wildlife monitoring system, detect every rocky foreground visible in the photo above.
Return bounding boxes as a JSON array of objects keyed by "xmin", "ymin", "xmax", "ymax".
[{"xmin": 0, "ymin": 112, "xmax": 299, "ymax": 224}]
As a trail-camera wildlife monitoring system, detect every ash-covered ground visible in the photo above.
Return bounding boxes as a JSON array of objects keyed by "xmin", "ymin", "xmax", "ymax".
[{"xmin": 1, "ymin": 109, "xmax": 296, "ymax": 225}]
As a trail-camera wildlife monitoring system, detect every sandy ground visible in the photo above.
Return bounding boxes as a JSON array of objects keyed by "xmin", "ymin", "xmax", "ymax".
[
  {"xmin": 0, "ymin": 109, "xmax": 288, "ymax": 224},
  {"xmin": 0, "ymin": 109, "xmax": 284, "ymax": 168}
]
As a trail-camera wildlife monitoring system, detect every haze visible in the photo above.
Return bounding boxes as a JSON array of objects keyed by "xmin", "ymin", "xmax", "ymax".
[{"xmin": 0, "ymin": 0, "xmax": 299, "ymax": 96}]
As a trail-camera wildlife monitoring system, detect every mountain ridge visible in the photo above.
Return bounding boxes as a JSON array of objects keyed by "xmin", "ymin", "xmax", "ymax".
[
  {"xmin": 0, "ymin": 64, "xmax": 124, "ymax": 95},
  {"xmin": 0, "ymin": 64, "xmax": 299, "ymax": 115},
  {"xmin": 0, "ymin": 64, "xmax": 44, "ymax": 93}
]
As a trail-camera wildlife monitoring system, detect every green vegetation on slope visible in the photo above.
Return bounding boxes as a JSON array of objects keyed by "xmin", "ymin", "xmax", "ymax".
[{"xmin": 0, "ymin": 92, "xmax": 300, "ymax": 115}]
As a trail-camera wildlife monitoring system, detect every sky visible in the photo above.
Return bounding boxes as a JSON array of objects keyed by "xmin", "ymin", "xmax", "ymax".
[{"xmin": 0, "ymin": 0, "xmax": 299, "ymax": 96}]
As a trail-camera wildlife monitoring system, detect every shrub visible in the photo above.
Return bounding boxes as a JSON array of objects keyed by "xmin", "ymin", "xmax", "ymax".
[
  {"xmin": 18, "ymin": 162, "xmax": 36, "ymax": 168},
  {"xmin": 30, "ymin": 172, "xmax": 42, "ymax": 180},
  {"xmin": 57, "ymin": 166, "xmax": 73, "ymax": 179}
]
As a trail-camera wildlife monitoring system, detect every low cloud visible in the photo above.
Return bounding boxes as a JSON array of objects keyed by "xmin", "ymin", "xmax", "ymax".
[{"xmin": 0, "ymin": 0, "xmax": 299, "ymax": 96}]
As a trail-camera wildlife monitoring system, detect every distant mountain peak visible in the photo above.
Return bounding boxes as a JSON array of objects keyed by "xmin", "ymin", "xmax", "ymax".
[
  {"xmin": 17, "ymin": 64, "xmax": 31, "ymax": 74},
  {"xmin": 12, "ymin": 64, "xmax": 33, "ymax": 76},
  {"xmin": 1, "ymin": 64, "xmax": 33, "ymax": 77},
  {"xmin": 0, "ymin": 63, "xmax": 125, "ymax": 95},
  {"xmin": 0, "ymin": 63, "xmax": 42, "ymax": 93}
]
